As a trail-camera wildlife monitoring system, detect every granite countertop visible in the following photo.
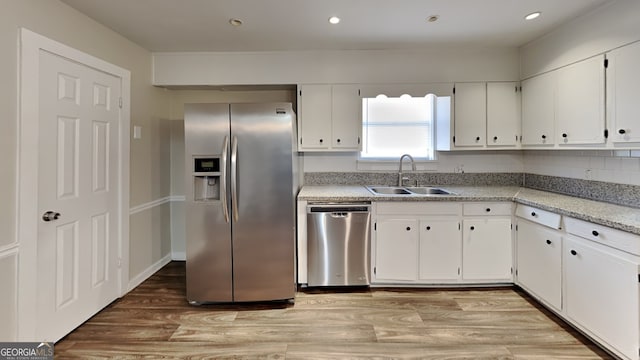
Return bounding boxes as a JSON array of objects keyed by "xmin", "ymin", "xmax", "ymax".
[{"xmin": 298, "ymin": 185, "xmax": 640, "ymax": 235}]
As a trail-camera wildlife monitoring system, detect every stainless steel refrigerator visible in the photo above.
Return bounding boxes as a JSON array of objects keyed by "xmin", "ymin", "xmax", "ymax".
[{"xmin": 184, "ymin": 102, "xmax": 298, "ymax": 304}]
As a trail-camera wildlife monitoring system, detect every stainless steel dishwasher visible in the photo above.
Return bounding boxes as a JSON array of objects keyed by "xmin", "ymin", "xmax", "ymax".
[{"xmin": 306, "ymin": 203, "xmax": 371, "ymax": 286}]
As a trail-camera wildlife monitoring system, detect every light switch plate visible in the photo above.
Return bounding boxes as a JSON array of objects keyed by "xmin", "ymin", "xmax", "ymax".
[{"xmin": 133, "ymin": 126, "xmax": 142, "ymax": 139}]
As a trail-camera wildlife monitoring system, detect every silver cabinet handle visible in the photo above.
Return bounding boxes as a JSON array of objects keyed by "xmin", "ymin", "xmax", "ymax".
[
  {"xmin": 42, "ymin": 211, "xmax": 61, "ymax": 222},
  {"xmin": 231, "ymin": 136, "xmax": 239, "ymax": 222},
  {"xmin": 220, "ymin": 136, "xmax": 230, "ymax": 223}
]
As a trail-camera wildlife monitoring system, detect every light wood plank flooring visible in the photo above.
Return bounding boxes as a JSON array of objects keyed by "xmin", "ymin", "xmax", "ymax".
[{"xmin": 55, "ymin": 261, "xmax": 613, "ymax": 359}]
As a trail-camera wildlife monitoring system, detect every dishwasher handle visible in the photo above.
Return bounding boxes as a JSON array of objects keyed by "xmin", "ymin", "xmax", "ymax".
[{"xmin": 308, "ymin": 205, "xmax": 370, "ymax": 213}]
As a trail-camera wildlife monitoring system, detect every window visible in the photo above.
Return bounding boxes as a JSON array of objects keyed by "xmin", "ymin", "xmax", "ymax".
[{"xmin": 360, "ymin": 94, "xmax": 438, "ymax": 160}]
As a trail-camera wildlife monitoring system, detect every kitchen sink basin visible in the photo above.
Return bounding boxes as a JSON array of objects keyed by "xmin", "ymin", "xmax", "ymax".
[
  {"xmin": 405, "ymin": 187, "xmax": 455, "ymax": 195},
  {"xmin": 367, "ymin": 186, "xmax": 412, "ymax": 195},
  {"xmin": 366, "ymin": 186, "xmax": 456, "ymax": 196}
]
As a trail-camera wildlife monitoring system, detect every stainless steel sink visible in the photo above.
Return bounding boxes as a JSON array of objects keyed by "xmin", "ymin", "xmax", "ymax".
[
  {"xmin": 366, "ymin": 186, "xmax": 455, "ymax": 196},
  {"xmin": 367, "ymin": 186, "xmax": 412, "ymax": 195},
  {"xmin": 406, "ymin": 187, "xmax": 455, "ymax": 195}
]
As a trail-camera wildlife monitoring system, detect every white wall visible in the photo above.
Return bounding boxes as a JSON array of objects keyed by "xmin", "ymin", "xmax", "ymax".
[
  {"xmin": 1, "ymin": 0, "xmax": 171, "ymax": 340},
  {"xmin": 154, "ymin": 47, "xmax": 520, "ymax": 85},
  {"xmin": 520, "ymin": 1, "xmax": 640, "ymax": 78}
]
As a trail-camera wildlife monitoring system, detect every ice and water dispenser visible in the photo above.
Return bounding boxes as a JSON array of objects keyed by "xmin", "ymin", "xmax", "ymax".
[{"xmin": 192, "ymin": 157, "xmax": 221, "ymax": 201}]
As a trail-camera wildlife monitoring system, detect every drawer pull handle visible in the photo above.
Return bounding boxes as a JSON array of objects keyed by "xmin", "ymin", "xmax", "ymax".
[
  {"xmin": 426, "ymin": 226, "xmax": 431, "ymax": 230},
  {"xmin": 485, "ymin": 208, "xmax": 491, "ymax": 212},
  {"xmin": 592, "ymin": 230, "xmax": 599, "ymax": 237},
  {"xmin": 570, "ymin": 250, "xmax": 578, "ymax": 256},
  {"xmin": 531, "ymin": 212, "xmax": 537, "ymax": 217},
  {"xmin": 406, "ymin": 227, "xmax": 411, "ymax": 231},
  {"xmin": 546, "ymin": 239, "xmax": 552, "ymax": 245},
  {"xmin": 470, "ymin": 226, "xmax": 475, "ymax": 231},
  {"xmin": 619, "ymin": 129, "xmax": 626, "ymax": 134}
]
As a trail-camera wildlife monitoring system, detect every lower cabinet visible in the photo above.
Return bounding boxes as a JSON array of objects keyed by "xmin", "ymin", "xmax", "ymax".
[
  {"xmin": 564, "ymin": 235, "xmax": 640, "ymax": 360},
  {"xmin": 515, "ymin": 219, "xmax": 562, "ymax": 310},
  {"xmin": 418, "ymin": 219, "xmax": 462, "ymax": 281},
  {"xmin": 462, "ymin": 218, "xmax": 512, "ymax": 281},
  {"xmin": 374, "ymin": 218, "xmax": 418, "ymax": 281}
]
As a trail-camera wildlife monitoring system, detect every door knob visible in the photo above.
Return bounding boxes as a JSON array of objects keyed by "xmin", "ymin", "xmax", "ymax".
[{"xmin": 42, "ymin": 211, "xmax": 61, "ymax": 222}]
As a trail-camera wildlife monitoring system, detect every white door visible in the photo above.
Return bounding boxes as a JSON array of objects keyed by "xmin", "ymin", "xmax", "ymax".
[
  {"xmin": 487, "ymin": 82, "xmax": 520, "ymax": 147},
  {"xmin": 462, "ymin": 218, "xmax": 512, "ymax": 281},
  {"xmin": 37, "ymin": 51, "xmax": 121, "ymax": 342},
  {"xmin": 374, "ymin": 218, "xmax": 418, "ymax": 281},
  {"xmin": 521, "ymin": 72, "xmax": 555, "ymax": 146},
  {"xmin": 453, "ymin": 82, "xmax": 486, "ymax": 147},
  {"xmin": 418, "ymin": 219, "xmax": 461, "ymax": 281},
  {"xmin": 331, "ymin": 84, "xmax": 362, "ymax": 150}
]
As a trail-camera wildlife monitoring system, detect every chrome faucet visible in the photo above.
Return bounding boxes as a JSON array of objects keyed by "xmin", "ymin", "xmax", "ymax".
[{"xmin": 398, "ymin": 154, "xmax": 416, "ymax": 186}]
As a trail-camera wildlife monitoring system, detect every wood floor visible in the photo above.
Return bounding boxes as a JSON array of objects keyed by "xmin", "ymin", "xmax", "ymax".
[{"xmin": 55, "ymin": 261, "xmax": 613, "ymax": 359}]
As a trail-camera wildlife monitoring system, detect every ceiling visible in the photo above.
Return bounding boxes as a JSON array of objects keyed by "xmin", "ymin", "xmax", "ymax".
[{"xmin": 61, "ymin": 0, "xmax": 614, "ymax": 52}]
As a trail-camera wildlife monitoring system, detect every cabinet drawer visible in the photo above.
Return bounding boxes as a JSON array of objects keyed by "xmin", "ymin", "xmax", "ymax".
[
  {"xmin": 376, "ymin": 202, "xmax": 461, "ymax": 216},
  {"xmin": 564, "ymin": 217, "xmax": 640, "ymax": 256},
  {"xmin": 515, "ymin": 204, "xmax": 561, "ymax": 229},
  {"xmin": 463, "ymin": 202, "xmax": 512, "ymax": 216}
]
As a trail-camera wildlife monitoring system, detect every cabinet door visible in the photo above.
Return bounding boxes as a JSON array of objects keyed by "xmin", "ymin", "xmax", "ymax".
[
  {"xmin": 516, "ymin": 220, "xmax": 562, "ymax": 310},
  {"xmin": 565, "ymin": 236, "xmax": 639, "ymax": 360},
  {"xmin": 462, "ymin": 218, "xmax": 512, "ymax": 280},
  {"xmin": 418, "ymin": 219, "xmax": 461, "ymax": 281},
  {"xmin": 487, "ymin": 82, "xmax": 520, "ymax": 147},
  {"xmin": 521, "ymin": 72, "xmax": 555, "ymax": 146},
  {"xmin": 556, "ymin": 56, "xmax": 605, "ymax": 145},
  {"xmin": 608, "ymin": 42, "xmax": 640, "ymax": 144},
  {"xmin": 332, "ymin": 84, "xmax": 361, "ymax": 150},
  {"xmin": 454, "ymin": 83, "xmax": 486, "ymax": 147},
  {"xmin": 375, "ymin": 218, "xmax": 418, "ymax": 281},
  {"xmin": 298, "ymin": 84, "xmax": 332, "ymax": 149}
]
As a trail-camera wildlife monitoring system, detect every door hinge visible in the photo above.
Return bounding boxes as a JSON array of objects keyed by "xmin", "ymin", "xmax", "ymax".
[
  {"xmin": 357, "ymin": 136, "xmax": 361, "ymax": 145},
  {"xmin": 374, "ymin": 222, "xmax": 377, "ymax": 231},
  {"xmin": 458, "ymin": 223, "xmax": 461, "ymax": 230},
  {"xmin": 604, "ymin": 129, "xmax": 609, "ymax": 139},
  {"xmin": 299, "ymin": 90, "xmax": 302, "ymax": 96},
  {"xmin": 118, "ymin": 97, "xmax": 123, "ymax": 108},
  {"xmin": 510, "ymin": 223, "xmax": 513, "ymax": 230},
  {"xmin": 453, "ymin": 136, "xmax": 456, "ymax": 144},
  {"xmin": 374, "ymin": 267, "xmax": 377, "ymax": 275},
  {"xmin": 515, "ymin": 269, "xmax": 518, "ymax": 276},
  {"xmin": 604, "ymin": 58, "xmax": 609, "ymax": 68},
  {"xmin": 358, "ymin": 89, "xmax": 361, "ymax": 96},
  {"xmin": 637, "ymin": 274, "xmax": 640, "ymax": 282},
  {"xmin": 458, "ymin": 268, "xmax": 461, "ymax": 275},
  {"xmin": 300, "ymin": 138, "xmax": 303, "ymax": 145},
  {"xmin": 510, "ymin": 267, "xmax": 513, "ymax": 275},
  {"xmin": 515, "ymin": 86, "xmax": 518, "ymax": 93}
]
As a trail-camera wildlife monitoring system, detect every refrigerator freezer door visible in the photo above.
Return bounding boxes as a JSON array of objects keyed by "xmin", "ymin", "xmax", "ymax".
[
  {"xmin": 184, "ymin": 103, "xmax": 233, "ymax": 303},
  {"xmin": 230, "ymin": 103, "xmax": 296, "ymax": 301}
]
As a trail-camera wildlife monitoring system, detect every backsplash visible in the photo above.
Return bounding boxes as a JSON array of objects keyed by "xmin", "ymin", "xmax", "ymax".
[
  {"xmin": 523, "ymin": 173, "xmax": 640, "ymax": 209},
  {"xmin": 304, "ymin": 172, "xmax": 524, "ymax": 186}
]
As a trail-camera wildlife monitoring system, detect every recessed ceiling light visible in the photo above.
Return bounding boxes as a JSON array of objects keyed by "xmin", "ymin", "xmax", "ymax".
[
  {"xmin": 524, "ymin": 12, "xmax": 541, "ymax": 21},
  {"xmin": 426, "ymin": 15, "xmax": 439, "ymax": 23},
  {"xmin": 328, "ymin": 16, "xmax": 341, "ymax": 25},
  {"xmin": 229, "ymin": 18, "xmax": 243, "ymax": 26}
]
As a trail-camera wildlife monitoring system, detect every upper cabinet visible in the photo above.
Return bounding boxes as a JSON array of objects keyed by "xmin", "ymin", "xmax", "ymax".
[
  {"xmin": 521, "ymin": 55, "xmax": 606, "ymax": 148},
  {"xmin": 438, "ymin": 82, "xmax": 521, "ymax": 150},
  {"xmin": 487, "ymin": 82, "xmax": 521, "ymax": 147},
  {"xmin": 556, "ymin": 56, "xmax": 605, "ymax": 146},
  {"xmin": 297, "ymin": 84, "xmax": 361, "ymax": 152},
  {"xmin": 521, "ymin": 72, "xmax": 555, "ymax": 146},
  {"xmin": 453, "ymin": 82, "xmax": 486, "ymax": 147},
  {"xmin": 607, "ymin": 41, "xmax": 640, "ymax": 146}
]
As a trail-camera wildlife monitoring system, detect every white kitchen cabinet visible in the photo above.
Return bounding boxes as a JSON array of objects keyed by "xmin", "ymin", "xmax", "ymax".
[
  {"xmin": 521, "ymin": 71, "xmax": 555, "ymax": 146},
  {"xmin": 461, "ymin": 203, "xmax": 513, "ymax": 282},
  {"xmin": 297, "ymin": 84, "xmax": 361, "ymax": 151},
  {"xmin": 462, "ymin": 218, "xmax": 512, "ymax": 281},
  {"xmin": 453, "ymin": 82, "xmax": 486, "ymax": 147},
  {"xmin": 564, "ymin": 235, "xmax": 640, "ymax": 360},
  {"xmin": 556, "ymin": 55, "xmax": 606, "ymax": 146},
  {"xmin": 515, "ymin": 219, "xmax": 562, "ymax": 310},
  {"xmin": 418, "ymin": 219, "xmax": 461, "ymax": 281},
  {"xmin": 487, "ymin": 82, "xmax": 520, "ymax": 147},
  {"xmin": 374, "ymin": 218, "xmax": 418, "ymax": 282},
  {"xmin": 607, "ymin": 41, "xmax": 640, "ymax": 145}
]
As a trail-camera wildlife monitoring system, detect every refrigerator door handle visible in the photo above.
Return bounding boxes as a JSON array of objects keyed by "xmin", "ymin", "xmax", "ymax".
[
  {"xmin": 231, "ymin": 136, "xmax": 239, "ymax": 221},
  {"xmin": 221, "ymin": 136, "xmax": 230, "ymax": 223}
]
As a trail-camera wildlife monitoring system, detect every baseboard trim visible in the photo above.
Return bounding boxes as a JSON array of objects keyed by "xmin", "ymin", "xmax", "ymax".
[{"xmin": 127, "ymin": 254, "xmax": 172, "ymax": 292}]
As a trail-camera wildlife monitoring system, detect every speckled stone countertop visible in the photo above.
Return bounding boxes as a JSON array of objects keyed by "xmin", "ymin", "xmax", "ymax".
[{"xmin": 298, "ymin": 185, "xmax": 640, "ymax": 235}]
